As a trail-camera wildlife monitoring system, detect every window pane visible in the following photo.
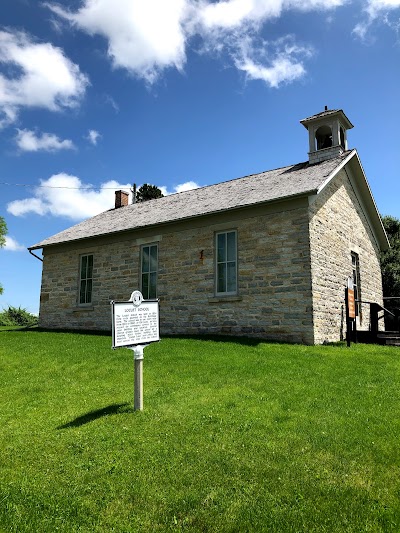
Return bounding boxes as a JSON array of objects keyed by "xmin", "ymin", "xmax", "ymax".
[
  {"xmin": 227, "ymin": 262, "xmax": 237, "ymax": 292},
  {"xmin": 142, "ymin": 244, "xmax": 158, "ymax": 298},
  {"xmin": 149, "ymin": 272, "xmax": 157, "ymax": 299},
  {"xmin": 81, "ymin": 255, "xmax": 87, "ymax": 278},
  {"xmin": 79, "ymin": 255, "xmax": 93, "ymax": 304},
  {"xmin": 142, "ymin": 273, "xmax": 149, "ymax": 300},
  {"xmin": 87, "ymin": 255, "xmax": 93, "ymax": 279},
  {"xmin": 80, "ymin": 281, "xmax": 86, "ymax": 304},
  {"xmin": 86, "ymin": 279, "xmax": 92, "ymax": 303},
  {"xmin": 216, "ymin": 231, "xmax": 237, "ymax": 294},
  {"xmin": 226, "ymin": 232, "xmax": 236, "ymax": 262},
  {"xmin": 142, "ymin": 247, "xmax": 150, "ymax": 273},
  {"xmin": 150, "ymin": 245, "xmax": 157, "ymax": 272},
  {"xmin": 217, "ymin": 233, "xmax": 226, "ymax": 263},
  {"xmin": 351, "ymin": 252, "xmax": 361, "ymax": 317},
  {"xmin": 217, "ymin": 263, "xmax": 226, "ymax": 293}
]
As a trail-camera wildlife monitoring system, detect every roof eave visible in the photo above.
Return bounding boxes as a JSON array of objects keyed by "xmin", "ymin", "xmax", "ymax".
[
  {"xmin": 28, "ymin": 190, "xmax": 315, "ymax": 251},
  {"xmin": 300, "ymin": 109, "xmax": 354, "ymax": 130},
  {"xmin": 316, "ymin": 149, "xmax": 389, "ymax": 252},
  {"xmin": 348, "ymin": 151, "xmax": 389, "ymax": 252}
]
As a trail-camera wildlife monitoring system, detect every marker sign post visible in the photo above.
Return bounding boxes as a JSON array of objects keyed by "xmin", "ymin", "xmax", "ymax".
[{"xmin": 111, "ymin": 291, "xmax": 159, "ymax": 410}]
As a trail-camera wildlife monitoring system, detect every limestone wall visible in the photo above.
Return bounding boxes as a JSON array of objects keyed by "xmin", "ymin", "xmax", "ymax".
[
  {"xmin": 39, "ymin": 201, "xmax": 315, "ymax": 344},
  {"xmin": 39, "ymin": 239, "xmax": 137, "ymax": 331},
  {"xmin": 38, "ymin": 166, "xmax": 385, "ymax": 345},
  {"xmin": 308, "ymin": 168, "xmax": 384, "ymax": 344}
]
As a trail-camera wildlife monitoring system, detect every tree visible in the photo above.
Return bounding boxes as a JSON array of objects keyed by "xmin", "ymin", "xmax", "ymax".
[
  {"xmin": 381, "ymin": 215, "xmax": 400, "ymax": 329},
  {"xmin": 0, "ymin": 216, "xmax": 7, "ymax": 295},
  {"xmin": 135, "ymin": 183, "xmax": 164, "ymax": 203},
  {"xmin": 381, "ymin": 215, "xmax": 400, "ymax": 297},
  {"xmin": 0, "ymin": 306, "xmax": 38, "ymax": 327}
]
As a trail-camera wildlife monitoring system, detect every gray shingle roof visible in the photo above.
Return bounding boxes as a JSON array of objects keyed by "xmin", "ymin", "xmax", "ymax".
[
  {"xmin": 300, "ymin": 109, "xmax": 354, "ymax": 130},
  {"xmin": 29, "ymin": 151, "xmax": 352, "ymax": 250}
]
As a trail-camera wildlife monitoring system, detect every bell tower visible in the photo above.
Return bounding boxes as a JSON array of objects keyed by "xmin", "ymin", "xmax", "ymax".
[{"xmin": 300, "ymin": 107, "xmax": 353, "ymax": 165}]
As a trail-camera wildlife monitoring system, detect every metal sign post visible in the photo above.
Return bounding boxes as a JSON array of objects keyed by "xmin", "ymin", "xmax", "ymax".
[
  {"xmin": 111, "ymin": 291, "xmax": 160, "ymax": 411},
  {"xmin": 132, "ymin": 345, "xmax": 144, "ymax": 411}
]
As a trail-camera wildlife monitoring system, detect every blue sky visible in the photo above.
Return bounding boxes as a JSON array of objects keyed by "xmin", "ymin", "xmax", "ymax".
[{"xmin": 1, "ymin": 0, "xmax": 400, "ymax": 314}]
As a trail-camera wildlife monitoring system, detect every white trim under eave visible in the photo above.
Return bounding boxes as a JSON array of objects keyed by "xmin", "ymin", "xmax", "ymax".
[
  {"xmin": 314, "ymin": 149, "xmax": 389, "ymax": 252},
  {"xmin": 316, "ymin": 149, "xmax": 356, "ymax": 195}
]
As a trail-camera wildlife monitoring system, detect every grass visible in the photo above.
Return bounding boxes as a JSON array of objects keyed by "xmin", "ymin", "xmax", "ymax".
[{"xmin": 0, "ymin": 330, "xmax": 399, "ymax": 532}]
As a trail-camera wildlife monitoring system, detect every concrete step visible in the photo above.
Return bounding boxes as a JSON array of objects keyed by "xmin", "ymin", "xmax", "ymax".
[{"xmin": 377, "ymin": 333, "xmax": 400, "ymax": 346}]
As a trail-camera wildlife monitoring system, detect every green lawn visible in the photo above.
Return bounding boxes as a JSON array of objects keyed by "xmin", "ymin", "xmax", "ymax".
[{"xmin": 0, "ymin": 330, "xmax": 399, "ymax": 532}]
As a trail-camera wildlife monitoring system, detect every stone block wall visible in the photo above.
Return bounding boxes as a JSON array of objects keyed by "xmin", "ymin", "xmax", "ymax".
[
  {"xmin": 39, "ymin": 203, "xmax": 315, "ymax": 344},
  {"xmin": 39, "ymin": 240, "xmax": 138, "ymax": 331},
  {"xmin": 308, "ymin": 168, "xmax": 384, "ymax": 344},
  {"xmin": 159, "ymin": 207, "xmax": 314, "ymax": 344}
]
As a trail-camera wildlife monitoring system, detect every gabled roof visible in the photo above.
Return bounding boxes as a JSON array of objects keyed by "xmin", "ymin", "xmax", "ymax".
[{"xmin": 29, "ymin": 150, "xmax": 388, "ymax": 251}]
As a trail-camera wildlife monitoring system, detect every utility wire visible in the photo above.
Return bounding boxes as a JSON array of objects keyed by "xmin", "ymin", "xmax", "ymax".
[{"xmin": 0, "ymin": 182, "xmax": 129, "ymax": 190}]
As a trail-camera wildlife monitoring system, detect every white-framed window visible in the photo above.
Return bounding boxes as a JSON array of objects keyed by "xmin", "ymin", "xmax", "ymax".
[
  {"xmin": 141, "ymin": 244, "xmax": 158, "ymax": 299},
  {"xmin": 351, "ymin": 251, "xmax": 361, "ymax": 317},
  {"xmin": 79, "ymin": 254, "xmax": 93, "ymax": 305},
  {"xmin": 216, "ymin": 230, "xmax": 237, "ymax": 295}
]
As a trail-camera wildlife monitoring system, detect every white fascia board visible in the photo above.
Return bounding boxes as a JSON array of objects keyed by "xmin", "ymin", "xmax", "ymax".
[
  {"xmin": 316, "ymin": 150, "xmax": 356, "ymax": 194},
  {"xmin": 315, "ymin": 149, "xmax": 389, "ymax": 251},
  {"xmin": 346, "ymin": 152, "xmax": 389, "ymax": 251}
]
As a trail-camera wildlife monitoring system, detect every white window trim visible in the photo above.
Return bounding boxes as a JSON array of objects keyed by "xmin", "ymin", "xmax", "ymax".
[
  {"xmin": 215, "ymin": 230, "xmax": 238, "ymax": 297},
  {"xmin": 78, "ymin": 253, "xmax": 94, "ymax": 306},
  {"xmin": 351, "ymin": 251, "xmax": 362, "ymax": 319},
  {"xmin": 140, "ymin": 243, "xmax": 158, "ymax": 299}
]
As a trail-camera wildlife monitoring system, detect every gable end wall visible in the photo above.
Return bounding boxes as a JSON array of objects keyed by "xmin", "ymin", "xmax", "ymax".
[{"xmin": 308, "ymin": 167, "xmax": 384, "ymax": 344}]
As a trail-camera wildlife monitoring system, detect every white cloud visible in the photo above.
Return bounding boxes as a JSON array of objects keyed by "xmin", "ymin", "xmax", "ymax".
[
  {"xmin": 8, "ymin": 197, "xmax": 47, "ymax": 217},
  {"xmin": 236, "ymin": 55, "xmax": 305, "ymax": 87},
  {"xmin": 87, "ymin": 129, "xmax": 101, "ymax": 145},
  {"xmin": 232, "ymin": 35, "xmax": 312, "ymax": 87},
  {"xmin": 365, "ymin": 0, "xmax": 400, "ymax": 16},
  {"xmin": 4, "ymin": 236, "xmax": 25, "ymax": 252},
  {"xmin": 353, "ymin": 0, "xmax": 400, "ymax": 37},
  {"xmin": 103, "ymin": 94, "xmax": 120, "ymax": 113},
  {"xmin": 45, "ymin": 0, "xmax": 190, "ymax": 84},
  {"xmin": 198, "ymin": 0, "xmax": 277, "ymax": 30},
  {"xmin": 7, "ymin": 174, "xmax": 132, "ymax": 220},
  {"xmin": 16, "ymin": 129, "xmax": 75, "ymax": 152},
  {"xmin": 7, "ymin": 174, "xmax": 201, "ymax": 220},
  {"xmin": 161, "ymin": 180, "xmax": 200, "ymax": 195},
  {"xmin": 0, "ymin": 30, "xmax": 89, "ymax": 127},
  {"xmin": 45, "ymin": 0, "xmax": 347, "ymax": 87},
  {"xmin": 352, "ymin": 21, "xmax": 371, "ymax": 39},
  {"xmin": 198, "ymin": 0, "xmax": 346, "ymax": 30},
  {"xmin": 174, "ymin": 180, "xmax": 200, "ymax": 193}
]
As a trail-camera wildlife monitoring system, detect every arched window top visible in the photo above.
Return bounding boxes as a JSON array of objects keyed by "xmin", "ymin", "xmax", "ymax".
[{"xmin": 315, "ymin": 125, "xmax": 332, "ymax": 151}]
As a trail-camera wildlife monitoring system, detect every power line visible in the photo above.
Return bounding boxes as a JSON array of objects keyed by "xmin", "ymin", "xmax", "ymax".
[{"xmin": 0, "ymin": 181, "xmax": 130, "ymax": 190}]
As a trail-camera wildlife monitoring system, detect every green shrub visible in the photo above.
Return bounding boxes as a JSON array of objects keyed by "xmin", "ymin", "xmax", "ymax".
[{"xmin": 0, "ymin": 306, "xmax": 38, "ymax": 327}]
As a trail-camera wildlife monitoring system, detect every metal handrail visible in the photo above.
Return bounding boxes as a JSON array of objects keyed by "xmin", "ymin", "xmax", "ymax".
[{"xmin": 356, "ymin": 300, "xmax": 395, "ymax": 317}]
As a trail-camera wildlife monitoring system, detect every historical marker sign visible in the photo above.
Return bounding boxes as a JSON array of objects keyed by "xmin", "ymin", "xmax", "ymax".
[
  {"xmin": 111, "ymin": 298, "xmax": 160, "ymax": 348},
  {"xmin": 347, "ymin": 288, "xmax": 356, "ymax": 319},
  {"xmin": 345, "ymin": 278, "xmax": 356, "ymax": 347}
]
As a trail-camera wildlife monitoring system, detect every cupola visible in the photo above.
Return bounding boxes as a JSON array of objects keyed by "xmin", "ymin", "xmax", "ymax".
[{"xmin": 300, "ymin": 107, "xmax": 353, "ymax": 165}]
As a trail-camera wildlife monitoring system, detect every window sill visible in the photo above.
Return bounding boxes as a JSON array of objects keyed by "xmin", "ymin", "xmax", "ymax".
[
  {"xmin": 208, "ymin": 295, "xmax": 242, "ymax": 303},
  {"xmin": 72, "ymin": 306, "xmax": 94, "ymax": 312}
]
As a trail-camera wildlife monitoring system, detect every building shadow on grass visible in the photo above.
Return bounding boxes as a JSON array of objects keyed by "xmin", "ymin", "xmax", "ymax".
[
  {"xmin": 57, "ymin": 403, "xmax": 133, "ymax": 429},
  {"xmin": 6, "ymin": 328, "xmax": 303, "ymax": 347}
]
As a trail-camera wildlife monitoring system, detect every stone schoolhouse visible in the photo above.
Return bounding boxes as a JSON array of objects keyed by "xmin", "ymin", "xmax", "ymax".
[{"xmin": 29, "ymin": 109, "xmax": 389, "ymax": 344}]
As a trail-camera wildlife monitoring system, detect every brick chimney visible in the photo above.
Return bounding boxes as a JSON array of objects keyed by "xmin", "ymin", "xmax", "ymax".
[{"xmin": 115, "ymin": 190, "xmax": 129, "ymax": 208}]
